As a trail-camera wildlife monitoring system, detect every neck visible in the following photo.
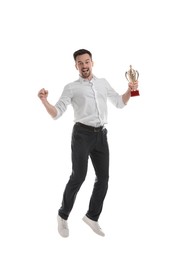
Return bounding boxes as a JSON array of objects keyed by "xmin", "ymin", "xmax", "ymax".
[{"xmin": 81, "ymin": 74, "xmax": 93, "ymax": 81}]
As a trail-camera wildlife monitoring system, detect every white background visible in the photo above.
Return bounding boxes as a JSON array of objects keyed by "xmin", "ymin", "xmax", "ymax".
[{"xmin": 0, "ymin": 0, "xmax": 173, "ymax": 259}]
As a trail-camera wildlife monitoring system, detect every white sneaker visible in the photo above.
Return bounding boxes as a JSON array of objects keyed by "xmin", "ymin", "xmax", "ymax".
[
  {"xmin": 57, "ymin": 215, "xmax": 69, "ymax": 238},
  {"xmin": 82, "ymin": 215, "xmax": 105, "ymax": 237}
]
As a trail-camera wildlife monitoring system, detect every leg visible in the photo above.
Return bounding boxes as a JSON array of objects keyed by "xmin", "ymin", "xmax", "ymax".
[
  {"xmin": 86, "ymin": 128, "xmax": 109, "ymax": 221},
  {"xmin": 58, "ymin": 125, "xmax": 90, "ymax": 220}
]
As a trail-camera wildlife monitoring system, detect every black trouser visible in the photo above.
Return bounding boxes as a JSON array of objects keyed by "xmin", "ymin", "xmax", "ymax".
[{"xmin": 58, "ymin": 123, "xmax": 109, "ymax": 221}]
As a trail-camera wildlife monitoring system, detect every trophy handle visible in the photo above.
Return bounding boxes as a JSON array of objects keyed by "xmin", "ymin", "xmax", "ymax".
[
  {"xmin": 125, "ymin": 70, "xmax": 139, "ymax": 82},
  {"xmin": 125, "ymin": 71, "xmax": 129, "ymax": 82}
]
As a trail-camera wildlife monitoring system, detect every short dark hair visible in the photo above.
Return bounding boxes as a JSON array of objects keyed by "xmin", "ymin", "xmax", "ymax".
[{"xmin": 73, "ymin": 49, "xmax": 92, "ymax": 61}]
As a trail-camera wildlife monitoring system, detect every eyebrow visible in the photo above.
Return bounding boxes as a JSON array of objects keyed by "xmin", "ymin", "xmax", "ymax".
[{"xmin": 77, "ymin": 59, "xmax": 90, "ymax": 63}]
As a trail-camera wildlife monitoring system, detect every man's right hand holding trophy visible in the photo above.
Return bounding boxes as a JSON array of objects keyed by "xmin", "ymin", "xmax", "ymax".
[{"xmin": 125, "ymin": 65, "xmax": 140, "ymax": 97}]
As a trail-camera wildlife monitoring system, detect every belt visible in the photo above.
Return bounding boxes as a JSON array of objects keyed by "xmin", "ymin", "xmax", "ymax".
[{"xmin": 75, "ymin": 122, "xmax": 104, "ymax": 132}]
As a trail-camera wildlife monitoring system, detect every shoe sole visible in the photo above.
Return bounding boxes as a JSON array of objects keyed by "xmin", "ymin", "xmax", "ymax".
[{"xmin": 82, "ymin": 216, "xmax": 105, "ymax": 237}]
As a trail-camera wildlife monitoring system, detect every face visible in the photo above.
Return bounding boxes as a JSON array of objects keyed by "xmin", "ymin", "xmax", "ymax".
[{"xmin": 75, "ymin": 53, "xmax": 93, "ymax": 80}]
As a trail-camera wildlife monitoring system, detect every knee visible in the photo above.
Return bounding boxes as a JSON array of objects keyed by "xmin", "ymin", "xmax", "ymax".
[
  {"xmin": 70, "ymin": 170, "xmax": 86, "ymax": 185},
  {"xmin": 97, "ymin": 173, "xmax": 109, "ymax": 183}
]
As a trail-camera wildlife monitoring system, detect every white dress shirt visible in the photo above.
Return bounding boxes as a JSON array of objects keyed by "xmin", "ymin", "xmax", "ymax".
[{"xmin": 54, "ymin": 75, "xmax": 125, "ymax": 127}]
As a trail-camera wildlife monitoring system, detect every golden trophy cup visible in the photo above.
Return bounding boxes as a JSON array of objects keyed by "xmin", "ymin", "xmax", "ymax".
[{"xmin": 125, "ymin": 65, "xmax": 139, "ymax": 96}]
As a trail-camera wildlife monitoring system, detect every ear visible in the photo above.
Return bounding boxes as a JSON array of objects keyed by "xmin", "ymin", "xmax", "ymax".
[
  {"xmin": 92, "ymin": 60, "xmax": 94, "ymax": 67},
  {"xmin": 75, "ymin": 63, "xmax": 78, "ymax": 70}
]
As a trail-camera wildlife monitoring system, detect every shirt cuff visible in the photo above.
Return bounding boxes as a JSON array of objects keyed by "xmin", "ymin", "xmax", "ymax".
[{"xmin": 52, "ymin": 107, "xmax": 61, "ymax": 120}]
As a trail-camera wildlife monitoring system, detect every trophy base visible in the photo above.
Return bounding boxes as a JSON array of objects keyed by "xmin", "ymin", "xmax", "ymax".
[{"xmin": 131, "ymin": 90, "xmax": 140, "ymax": 97}]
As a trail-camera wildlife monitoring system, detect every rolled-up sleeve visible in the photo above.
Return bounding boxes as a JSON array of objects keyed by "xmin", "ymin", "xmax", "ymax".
[{"xmin": 54, "ymin": 84, "xmax": 72, "ymax": 120}]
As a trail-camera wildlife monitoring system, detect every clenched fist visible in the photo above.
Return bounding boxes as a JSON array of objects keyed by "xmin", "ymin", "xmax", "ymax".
[
  {"xmin": 38, "ymin": 88, "xmax": 48, "ymax": 100},
  {"xmin": 128, "ymin": 81, "xmax": 138, "ymax": 91}
]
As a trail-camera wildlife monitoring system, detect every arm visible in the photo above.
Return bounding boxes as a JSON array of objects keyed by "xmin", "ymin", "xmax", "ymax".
[
  {"xmin": 38, "ymin": 88, "xmax": 58, "ymax": 118},
  {"xmin": 122, "ymin": 81, "xmax": 138, "ymax": 104}
]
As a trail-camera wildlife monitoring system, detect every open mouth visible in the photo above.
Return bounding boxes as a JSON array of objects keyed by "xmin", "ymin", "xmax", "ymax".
[
  {"xmin": 81, "ymin": 68, "xmax": 90, "ymax": 78},
  {"xmin": 82, "ymin": 69, "xmax": 89, "ymax": 72}
]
